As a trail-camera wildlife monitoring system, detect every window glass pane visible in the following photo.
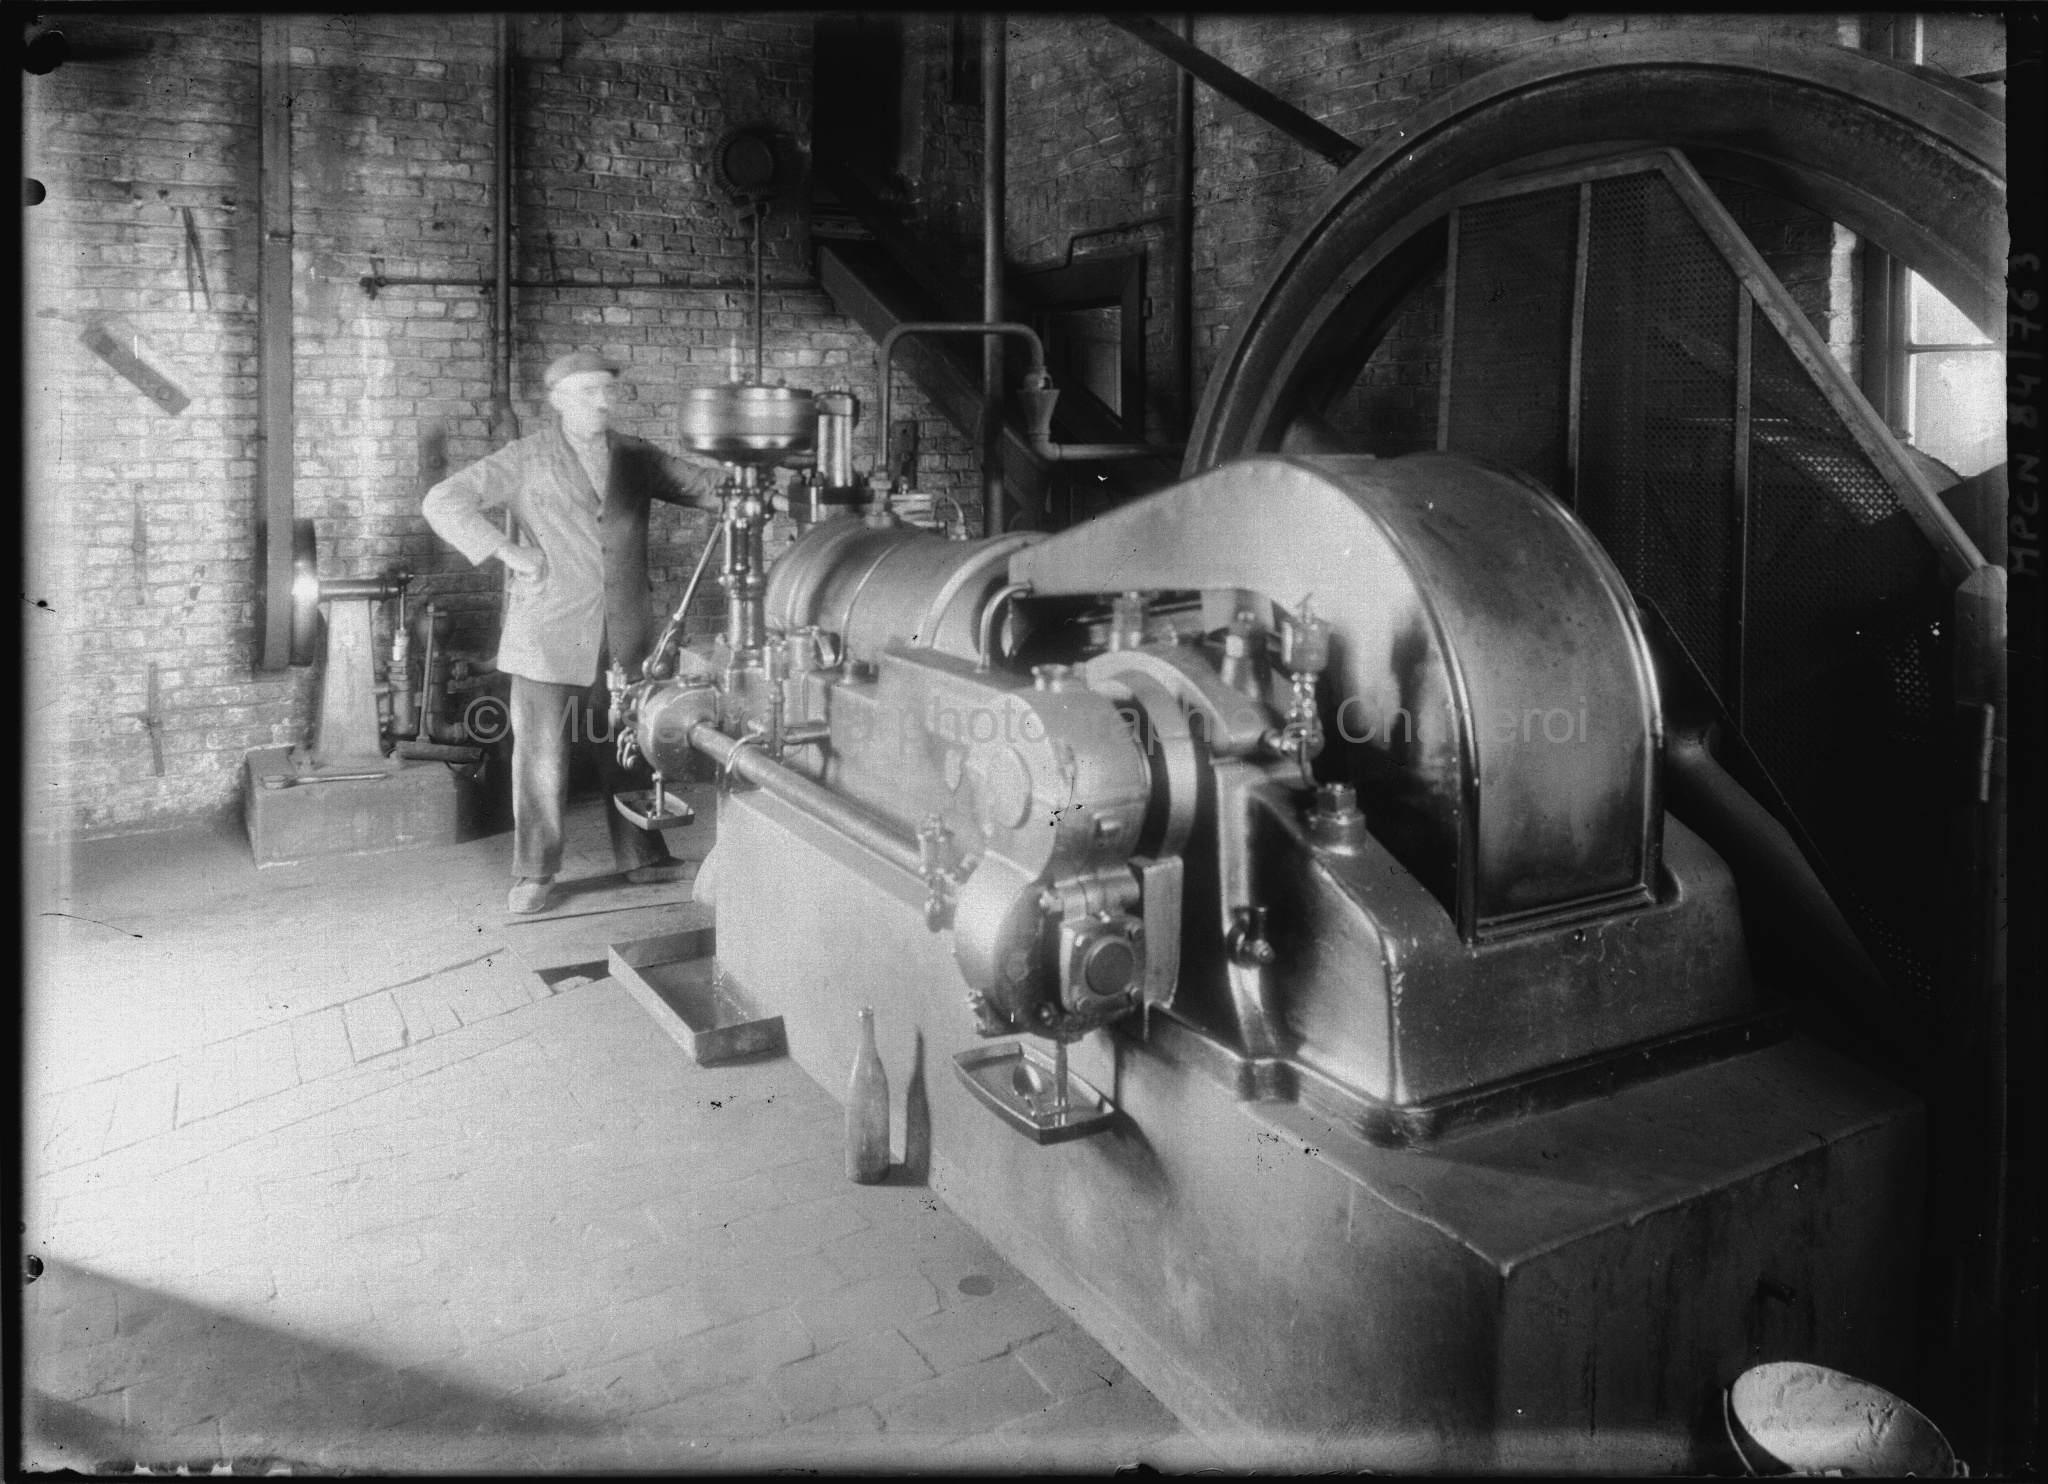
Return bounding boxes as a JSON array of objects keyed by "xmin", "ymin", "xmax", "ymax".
[
  {"xmin": 1908, "ymin": 271, "xmax": 1992, "ymax": 347},
  {"xmin": 1909, "ymin": 350, "xmax": 2006, "ymax": 477}
]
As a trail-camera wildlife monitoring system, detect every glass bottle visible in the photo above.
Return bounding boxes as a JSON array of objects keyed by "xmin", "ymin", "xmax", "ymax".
[{"xmin": 846, "ymin": 1007, "xmax": 890, "ymax": 1184}]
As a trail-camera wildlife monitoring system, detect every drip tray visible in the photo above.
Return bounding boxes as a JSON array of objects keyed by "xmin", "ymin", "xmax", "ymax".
[
  {"xmin": 954, "ymin": 1040, "xmax": 1117, "ymax": 1144},
  {"xmin": 613, "ymin": 789, "xmax": 696, "ymax": 832},
  {"xmin": 608, "ymin": 926, "xmax": 785, "ymax": 1065}
]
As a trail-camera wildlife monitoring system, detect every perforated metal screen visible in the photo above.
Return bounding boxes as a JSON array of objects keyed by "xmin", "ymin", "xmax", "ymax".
[
  {"xmin": 1436, "ymin": 161, "xmax": 1954, "ymax": 1008},
  {"xmin": 1743, "ymin": 326, "xmax": 1949, "ymax": 1004},
  {"xmin": 1576, "ymin": 173, "xmax": 1742, "ymax": 702}
]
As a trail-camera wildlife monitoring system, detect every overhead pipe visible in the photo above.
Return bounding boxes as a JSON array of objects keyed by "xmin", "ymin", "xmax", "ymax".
[
  {"xmin": 982, "ymin": 15, "xmax": 1008, "ymax": 534},
  {"xmin": 359, "ymin": 272, "xmax": 815, "ymax": 297},
  {"xmin": 876, "ymin": 323, "xmax": 1179, "ymax": 476}
]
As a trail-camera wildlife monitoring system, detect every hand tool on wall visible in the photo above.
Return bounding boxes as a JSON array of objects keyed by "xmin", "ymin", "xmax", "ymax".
[{"xmin": 123, "ymin": 662, "xmax": 165, "ymax": 776}]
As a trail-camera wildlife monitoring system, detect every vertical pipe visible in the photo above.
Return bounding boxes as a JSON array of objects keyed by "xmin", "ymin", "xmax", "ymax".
[
  {"xmin": 753, "ymin": 207, "xmax": 765, "ymax": 384},
  {"xmin": 981, "ymin": 15, "xmax": 1007, "ymax": 535},
  {"xmin": 1173, "ymin": 15, "xmax": 1195, "ymax": 435},
  {"xmin": 493, "ymin": 14, "xmax": 519, "ymax": 442},
  {"xmin": 256, "ymin": 17, "xmax": 294, "ymax": 672},
  {"xmin": 492, "ymin": 16, "xmax": 521, "ymax": 632}
]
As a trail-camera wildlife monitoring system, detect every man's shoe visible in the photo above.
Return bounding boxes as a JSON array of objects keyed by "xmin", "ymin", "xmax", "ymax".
[
  {"xmin": 625, "ymin": 861, "xmax": 690, "ymax": 886},
  {"xmin": 508, "ymin": 877, "xmax": 556, "ymax": 914}
]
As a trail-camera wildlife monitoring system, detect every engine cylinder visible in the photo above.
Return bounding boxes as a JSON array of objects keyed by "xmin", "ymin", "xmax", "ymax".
[{"xmin": 764, "ymin": 520, "xmax": 1043, "ymax": 666}]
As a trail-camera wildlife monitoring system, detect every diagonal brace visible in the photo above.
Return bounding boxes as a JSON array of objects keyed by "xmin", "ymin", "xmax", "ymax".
[{"xmin": 1106, "ymin": 15, "xmax": 1361, "ymax": 169}]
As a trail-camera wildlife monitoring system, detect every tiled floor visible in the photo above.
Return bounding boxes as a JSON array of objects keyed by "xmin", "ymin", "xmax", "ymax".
[{"xmin": 21, "ymin": 787, "xmax": 1210, "ymax": 1472}]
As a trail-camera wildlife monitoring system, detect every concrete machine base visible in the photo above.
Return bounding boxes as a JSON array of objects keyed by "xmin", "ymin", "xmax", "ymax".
[
  {"xmin": 242, "ymin": 746, "xmax": 486, "ymax": 866},
  {"xmin": 702, "ymin": 788, "xmax": 1923, "ymax": 1474}
]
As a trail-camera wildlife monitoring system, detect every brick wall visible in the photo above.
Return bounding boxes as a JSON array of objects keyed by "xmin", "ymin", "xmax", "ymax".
[
  {"xmin": 25, "ymin": 12, "xmax": 1950, "ymax": 839},
  {"xmin": 897, "ymin": 13, "xmax": 988, "ymax": 292},
  {"xmin": 24, "ymin": 16, "xmax": 310, "ymax": 840},
  {"xmin": 25, "ymin": 10, "xmax": 976, "ymax": 838}
]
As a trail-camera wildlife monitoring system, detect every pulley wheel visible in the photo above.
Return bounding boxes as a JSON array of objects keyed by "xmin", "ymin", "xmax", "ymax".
[{"xmin": 253, "ymin": 517, "xmax": 320, "ymax": 669}]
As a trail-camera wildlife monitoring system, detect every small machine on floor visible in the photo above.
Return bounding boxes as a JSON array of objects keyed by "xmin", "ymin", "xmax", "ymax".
[
  {"xmin": 242, "ymin": 519, "xmax": 495, "ymax": 864},
  {"xmin": 604, "ymin": 421, "xmax": 1921, "ymax": 1469}
]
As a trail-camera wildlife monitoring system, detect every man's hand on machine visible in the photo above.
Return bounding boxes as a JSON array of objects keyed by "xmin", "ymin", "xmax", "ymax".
[{"xmin": 496, "ymin": 543, "xmax": 547, "ymax": 581}]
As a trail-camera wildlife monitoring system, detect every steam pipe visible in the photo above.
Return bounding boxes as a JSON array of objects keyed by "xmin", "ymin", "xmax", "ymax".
[
  {"xmin": 877, "ymin": 320, "xmax": 1046, "ymax": 484},
  {"xmin": 491, "ymin": 15, "xmax": 521, "ymax": 630},
  {"xmin": 491, "ymin": 16, "xmax": 519, "ymax": 444},
  {"xmin": 359, "ymin": 273, "xmax": 816, "ymax": 296},
  {"xmin": 753, "ymin": 206, "xmax": 765, "ymax": 384},
  {"xmin": 688, "ymin": 721, "xmax": 924, "ymax": 879},
  {"xmin": 1031, "ymin": 438, "xmax": 1184, "ymax": 463}
]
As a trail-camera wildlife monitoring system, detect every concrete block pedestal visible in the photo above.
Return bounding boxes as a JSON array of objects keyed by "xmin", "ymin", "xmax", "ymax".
[
  {"xmin": 701, "ymin": 787, "xmax": 1925, "ymax": 1474},
  {"xmin": 241, "ymin": 746, "xmax": 486, "ymax": 866}
]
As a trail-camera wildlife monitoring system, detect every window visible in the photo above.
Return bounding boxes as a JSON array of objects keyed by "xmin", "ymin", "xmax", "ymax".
[{"xmin": 1903, "ymin": 272, "xmax": 2004, "ymax": 478}]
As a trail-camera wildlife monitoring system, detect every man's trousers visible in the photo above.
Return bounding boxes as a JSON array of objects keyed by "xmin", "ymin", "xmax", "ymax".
[{"xmin": 508, "ymin": 672, "xmax": 672, "ymax": 881}]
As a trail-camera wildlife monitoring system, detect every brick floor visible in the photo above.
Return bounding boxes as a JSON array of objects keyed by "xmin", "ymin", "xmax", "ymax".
[{"xmin": 21, "ymin": 790, "xmax": 1209, "ymax": 1471}]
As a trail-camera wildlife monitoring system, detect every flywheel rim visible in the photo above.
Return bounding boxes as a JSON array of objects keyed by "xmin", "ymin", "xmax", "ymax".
[{"xmin": 1189, "ymin": 35, "xmax": 2006, "ymax": 471}]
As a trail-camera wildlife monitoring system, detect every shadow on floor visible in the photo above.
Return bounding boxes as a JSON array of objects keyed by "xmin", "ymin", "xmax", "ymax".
[{"xmin": 23, "ymin": 1258, "xmax": 612, "ymax": 1472}]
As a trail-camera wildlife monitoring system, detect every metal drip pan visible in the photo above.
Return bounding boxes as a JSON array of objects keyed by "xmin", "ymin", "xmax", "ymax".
[
  {"xmin": 609, "ymin": 926, "xmax": 786, "ymax": 1066},
  {"xmin": 954, "ymin": 1040, "xmax": 1117, "ymax": 1144},
  {"xmin": 613, "ymin": 788, "xmax": 695, "ymax": 832}
]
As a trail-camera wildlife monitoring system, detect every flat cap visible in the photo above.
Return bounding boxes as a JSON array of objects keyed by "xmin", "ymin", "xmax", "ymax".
[{"xmin": 542, "ymin": 349, "xmax": 622, "ymax": 391}]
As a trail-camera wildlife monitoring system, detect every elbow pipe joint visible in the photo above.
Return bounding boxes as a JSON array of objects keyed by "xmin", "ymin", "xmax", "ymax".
[{"xmin": 878, "ymin": 322, "xmax": 1047, "ymax": 486}]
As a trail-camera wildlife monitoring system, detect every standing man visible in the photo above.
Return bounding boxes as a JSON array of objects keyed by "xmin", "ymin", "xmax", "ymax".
[{"xmin": 424, "ymin": 350, "xmax": 726, "ymax": 914}]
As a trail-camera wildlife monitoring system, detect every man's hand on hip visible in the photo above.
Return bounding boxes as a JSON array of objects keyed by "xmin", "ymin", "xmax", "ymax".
[{"xmin": 497, "ymin": 543, "xmax": 547, "ymax": 581}]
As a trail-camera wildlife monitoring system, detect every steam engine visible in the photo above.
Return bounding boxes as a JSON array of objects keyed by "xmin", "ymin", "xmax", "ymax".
[{"xmin": 607, "ymin": 401, "xmax": 1918, "ymax": 1470}]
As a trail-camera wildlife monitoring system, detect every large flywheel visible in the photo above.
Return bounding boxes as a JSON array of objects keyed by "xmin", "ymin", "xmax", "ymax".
[
  {"xmin": 1189, "ymin": 34, "xmax": 2005, "ymax": 468},
  {"xmin": 1185, "ymin": 31, "xmax": 2010, "ymax": 1046}
]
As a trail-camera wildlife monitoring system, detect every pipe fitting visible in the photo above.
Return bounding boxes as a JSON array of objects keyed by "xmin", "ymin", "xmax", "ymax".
[{"xmin": 878, "ymin": 321, "xmax": 1048, "ymax": 487}]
